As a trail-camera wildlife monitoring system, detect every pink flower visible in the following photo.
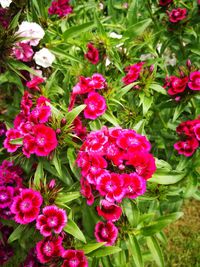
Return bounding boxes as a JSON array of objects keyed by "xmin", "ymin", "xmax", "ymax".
[
  {"xmin": 89, "ymin": 73, "xmax": 107, "ymax": 90},
  {"xmin": 174, "ymin": 138, "xmax": 199, "ymax": 157},
  {"xmin": 159, "ymin": 0, "xmax": 173, "ymax": 6},
  {"xmin": 96, "ymin": 173, "xmax": 125, "ymax": 203},
  {"xmin": 61, "ymin": 249, "xmax": 88, "ymax": 267},
  {"xmin": 165, "ymin": 76, "xmax": 188, "ymax": 96},
  {"xmin": 29, "ymin": 105, "xmax": 51, "ymax": 124},
  {"xmin": 188, "ymin": 71, "xmax": 200, "ymax": 91},
  {"xmin": 194, "ymin": 124, "xmax": 200, "ymax": 140},
  {"xmin": 84, "ymin": 43, "xmax": 99, "ymax": 65},
  {"xmin": 95, "ymin": 221, "xmax": 118, "ymax": 246},
  {"xmin": 168, "ymin": 8, "xmax": 187, "ymax": 23},
  {"xmin": 12, "ymin": 42, "xmax": 33, "ymax": 62},
  {"xmin": 0, "ymin": 186, "xmax": 14, "ymax": 208},
  {"xmin": 3, "ymin": 129, "xmax": 22, "ymax": 153},
  {"xmin": 36, "ymin": 205, "xmax": 67, "ymax": 237},
  {"xmin": 97, "ymin": 200, "xmax": 122, "ymax": 221},
  {"xmin": 123, "ymin": 173, "xmax": 146, "ymax": 198},
  {"xmin": 36, "ymin": 236, "xmax": 64, "ymax": 264},
  {"xmin": 176, "ymin": 119, "xmax": 200, "ymax": 137},
  {"xmin": 26, "ymin": 76, "xmax": 45, "ymax": 91},
  {"xmin": 84, "ymin": 92, "xmax": 107, "ymax": 120},
  {"xmin": 122, "ymin": 62, "xmax": 144, "ymax": 85},
  {"xmin": 80, "ymin": 178, "xmax": 94, "ymax": 206},
  {"xmin": 10, "ymin": 188, "xmax": 43, "ymax": 224},
  {"xmin": 48, "ymin": 0, "xmax": 73, "ymax": 18},
  {"xmin": 23, "ymin": 124, "xmax": 58, "ymax": 157}
]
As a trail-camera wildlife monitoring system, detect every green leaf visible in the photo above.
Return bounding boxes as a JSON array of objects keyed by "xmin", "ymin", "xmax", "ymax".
[
  {"xmin": 149, "ymin": 170, "xmax": 187, "ymax": 184},
  {"xmin": 139, "ymin": 93, "xmax": 153, "ymax": 115},
  {"xmin": 9, "ymin": 11, "xmax": 22, "ymax": 30},
  {"xmin": 67, "ymin": 148, "xmax": 81, "ymax": 179},
  {"xmin": 34, "ymin": 161, "xmax": 44, "ymax": 187},
  {"xmin": 123, "ymin": 199, "xmax": 139, "ymax": 227},
  {"xmin": 124, "ymin": 19, "xmax": 152, "ymax": 38},
  {"xmin": 55, "ymin": 191, "xmax": 81, "ymax": 204},
  {"xmin": 64, "ymin": 218, "xmax": 86, "ymax": 243},
  {"xmin": 102, "ymin": 111, "xmax": 119, "ymax": 126},
  {"xmin": 52, "ymin": 152, "xmax": 63, "ymax": 177},
  {"xmin": 146, "ymin": 236, "xmax": 164, "ymax": 267},
  {"xmin": 78, "ymin": 242, "xmax": 106, "ymax": 254},
  {"xmin": 128, "ymin": 234, "xmax": 144, "ymax": 267},
  {"xmin": 183, "ymin": 174, "xmax": 198, "ymax": 198},
  {"xmin": 8, "ymin": 225, "xmax": 27, "ymax": 243},
  {"xmin": 49, "ymin": 47, "xmax": 82, "ymax": 63},
  {"xmin": 149, "ymin": 83, "xmax": 167, "ymax": 95},
  {"xmin": 127, "ymin": 0, "xmax": 138, "ymax": 25},
  {"xmin": 88, "ymin": 246, "xmax": 121, "ymax": 257},
  {"xmin": 65, "ymin": 105, "xmax": 86, "ymax": 126},
  {"xmin": 116, "ymin": 82, "xmax": 138, "ymax": 99},
  {"xmin": 63, "ymin": 22, "xmax": 95, "ymax": 40},
  {"xmin": 172, "ymin": 103, "xmax": 186, "ymax": 122},
  {"xmin": 9, "ymin": 138, "xmax": 23, "ymax": 145}
]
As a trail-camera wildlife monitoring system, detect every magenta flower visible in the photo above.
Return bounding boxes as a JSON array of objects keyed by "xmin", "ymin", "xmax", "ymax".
[
  {"xmin": 97, "ymin": 200, "xmax": 122, "ymax": 221},
  {"xmin": 23, "ymin": 124, "xmax": 58, "ymax": 157},
  {"xmin": 84, "ymin": 43, "xmax": 99, "ymax": 65},
  {"xmin": 80, "ymin": 178, "xmax": 94, "ymax": 206},
  {"xmin": 165, "ymin": 76, "xmax": 188, "ymax": 96},
  {"xmin": 26, "ymin": 76, "xmax": 45, "ymax": 91},
  {"xmin": 89, "ymin": 73, "xmax": 107, "ymax": 90},
  {"xmin": 95, "ymin": 221, "xmax": 118, "ymax": 246},
  {"xmin": 36, "ymin": 205, "xmax": 67, "ymax": 237},
  {"xmin": 159, "ymin": 0, "xmax": 173, "ymax": 6},
  {"xmin": 174, "ymin": 138, "xmax": 199, "ymax": 157},
  {"xmin": 48, "ymin": 0, "xmax": 73, "ymax": 18},
  {"xmin": 188, "ymin": 71, "xmax": 200, "ymax": 91},
  {"xmin": 0, "ymin": 186, "xmax": 14, "ymax": 208},
  {"xmin": 168, "ymin": 8, "xmax": 187, "ymax": 23},
  {"xmin": 194, "ymin": 124, "xmax": 200, "ymax": 141},
  {"xmin": 122, "ymin": 62, "xmax": 144, "ymax": 85},
  {"xmin": 36, "ymin": 236, "xmax": 64, "ymax": 264},
  {"xmin": 122, "ymin": 173, "xmax": 146, "ymax": 198},
  {"xmin": 84, "ymin": 92, "xmax": 107, "ymax": 120},
  {"xmin": 10, "ymin": 188, "xmax": 43, "ymax": 224},
  {"xmin": 29, "ymin": 105, "xmax": 51, "ymax": 124},
  {"xmin": 12, "ymin": 42, "xmax": 34, "ymax": 62},
  {"xmin": 61, "ymin": 249, "xmax": 88, "ymax": 267},
  {"xmin": 3, "ymin": 129, "xmax": 22, "ymax": 153}
]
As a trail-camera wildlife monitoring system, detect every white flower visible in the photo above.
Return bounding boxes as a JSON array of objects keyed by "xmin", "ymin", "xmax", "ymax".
[
  {"xmin": 109, "ymin": 32, "xmax": 122, "ymax": 39},
  {"xmin": 140, "ymin": 53, "xmax": 154, "ymax": 61},
  {"xmin": 0, "ymin": 0, "xmax": 12, "ymax": 8},
  {"xmin": 164, "ymin": 54, "xmax": 177, "ymax": 67},
  {"xmin": 105, "ymin": 57, "xmax": 111, "ymax": 67},
  {"xmin": 16, "ymin": 21, "xmax": 45, "ymax": 46},
  {"xmin": 33, "ymin": 48, "xmax": 55, "ymax": 68}
]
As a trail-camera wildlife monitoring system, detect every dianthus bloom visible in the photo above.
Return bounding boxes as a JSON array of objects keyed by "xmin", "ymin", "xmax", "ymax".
[
  {"xmin": 165, "ymin": 76, "xmax": 188, "ymax": 96},
  {"xmin": 84, "ymin": 92, "xmax": 107, "ymax": 120},
  {"xmin": 48, "ymin": 0, "xmax": 73, "ymax": 18},
  {"xmin": 0, "ymin": 0, "xmax": 12, "ymax": 8},
  {"xmin": 122, "ymin": 62, "xmax": 144, "ymax": 85},
  {"xmin": 36, "ymin": 205, "xmax": 67, "ymax": 237},
  {"xmin": 95, "ymin": 221, "xmax": 118, "ymax": 246},
  {"xmin": 33, "ymin": 48, "xmax": 55, "ymax": 68},
  {"xmin": 36, "ymin": 236, "xmax": 64, "ymax": 264},
  {"xmin": 174, "ymin": 118, "xmax": 200, "ymax": 156},
  {"xmin": 168, "ymin": 8, "xmax": 187, "ymax": 23},
  {"xmin": 16, "ymin": 21, "xmax": 45, "ymax": 46},
  {"xmin": 84, "ymin": 43, "xmax": 99, "ymax": 65},
  {"xmin": 62, "ymin": 250, "xmax": 88, "ymax": 267},
  {"xmin": 12, "ymin": 42, "xmax": 34, "ymax": 62},
  {"xmin": 188, "ymin": 71, "xmax": 200, "ymax": 91},
  {"xmin": 10, "ymin": 188, "xmax": 43, "ymax": 224},
  {"xmin": 97, "ymin": 200, "xmax": 122, "ymax": 221},
  {"xmin": 0, "ymin": 186, "xmax": 14, "ymax": 208},
  {"xmin": 26, "ymin": 76, "xmax": 45, "ymax": 91},
  {"xmin": 159, "ymin": 0, "xmax": 173, "ymax": 6}
]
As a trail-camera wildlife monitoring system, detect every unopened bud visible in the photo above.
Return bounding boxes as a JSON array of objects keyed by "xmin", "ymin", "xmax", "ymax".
[
  {"xmin": 49, "ymin": 179, "xmax": 56, "ymax": 189},
  {"xmin": 61, "ymin": 118, "xmax": 67, "ymax": 126},
  {"xmin": 186, "ymin": 59, "xmax": 191, "ymax": 69},
  {"xmin": 56, "ymin": 128, "xmax": 61, "ymax": 135},
  {"xmin": 149, "ymin": 65, "xmax": 154, "ymax": 73}
]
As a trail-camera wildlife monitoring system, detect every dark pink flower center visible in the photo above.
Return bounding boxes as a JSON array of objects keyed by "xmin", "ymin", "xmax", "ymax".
[
  {"xmin": 69, "ymin": 258, "xmax": 80, "ymax": 267},
  {"xmin": 0, "ymin": 193, "xmax": 8, "ymax": 200},
  {"xmin": 20, "ymin": 200, "xmax": 32, "ymax": 212},
  {"xmin": 101, "ymin": 227, "xmax": 109, "ymax": 238},
  {"xmin": 47, "ymin": 216, "xmax": 58, "ymax": 227},
  {"xmin": 43, "ymin": 242, "xmax": 54, "ymax": 256}
]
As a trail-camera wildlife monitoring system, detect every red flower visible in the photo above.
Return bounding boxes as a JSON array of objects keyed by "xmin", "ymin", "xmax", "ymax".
[
  {"xmin": 159, "ymin": 0, "xmax": 173, "ymax": 6},
  {"xmin": 36, "ymin": 205, "xmax": 67, "ymax": 237},
  {"xmin": 97, "ymin": 200, "xmax": 122, "ymax": 221},
  {"xmin": 194, "ymin": 124, "xmax": 200, "ymax": 140},
  {"xmin": 10, "ymin": 189, "xmax": 43, "ymax": 224},
  {"xmin": 23, "ymin": 124, "xmax": 58, "ymax": 157},
  {"xmin": 95, "ymin": 221, "xmax": 118, "ymax": 246},
  {"xmin": 84, "ymin": 43, "xmax": 99, "ymax": 65},
  {"xmin": 188, "ymin": 71, "xmax": 200, "ymax": 91},
  {"xmin": 165, "ymin": 76, "xmax": 188, "ymax": 96},
  {"xmin": 174, "ymin": 138, "xmax": 199, "ymax": 157},
  {"xmin": 0, "ymin": 186, "xmax": 14, "ymax": 208},
  {"xmin": 3, "ymin": 129, "xmax": 22, "ymax": 153},
  {"xmin": 48, "ymin": 0, "xmax": 73, "ymax": 18},
  {"xmin": 26, "ymin": 76, "xmax": 45, "ymax": 91},
  {"xmin": 84, "ymin": 92, "xmax": 107, "ymax": 120},
  {"xmin": 80, "ymin": 178, "xmax": 94, "ymax": 206},
  {"xmin": 61, "ymin": 249, "xmax": 88, "ymax": 267},
  {"xmin": 168, "ymin": 8, "xmax": 187, "ymax": 23},
  {"xmin": 13, "ymin": 42, "xmax": 33, "ymax": 62},
  {"xmin": 36, "ymin": 236, "xmax": 64, "ymax": 264},
  {"xmin": 122, "ymin": 62, "xmax": 144, "ymax": 85},
  {"xmin": 122, "ymin": 173, "xmax": 146, "ymax": 198}
]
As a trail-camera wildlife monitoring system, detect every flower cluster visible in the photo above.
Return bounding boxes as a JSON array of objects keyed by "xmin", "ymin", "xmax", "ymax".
[
  {"xmin": 164, "ymin": 70, "xmax": 200, "ymax": 98},
  {"xmin": 69, "ymin": 73, "xmax": 107, "ymax": 120},
  {"xmin": 77, "ymin": 126, "xmax": 156, "ymax": 245},
  {"xmin": 167, "ymin": 8, "xmax": 187, "ymax": 23},
  {"xmin": 0, "ymin": 160, "xmax": 23, "ymax": 220},
  {"xmin": 48, "ymin": 0, "xmax": 73, "ymax": 18},
  {"xmin": 3, "ymin": 92, "xmax": 58, "ymax": 157},
  {"xmin": 174, "ymin": 118, "xmax": 200, "ymax": 157},
  {"xmin": 122, "ymin": 62, "xmax": 144, "ymax": 85}
]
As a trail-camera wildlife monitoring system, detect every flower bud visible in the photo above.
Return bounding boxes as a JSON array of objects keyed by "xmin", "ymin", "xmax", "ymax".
[{"xmin": 61, "ymin": 118, "xmax": 67, "ymax": 126}]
